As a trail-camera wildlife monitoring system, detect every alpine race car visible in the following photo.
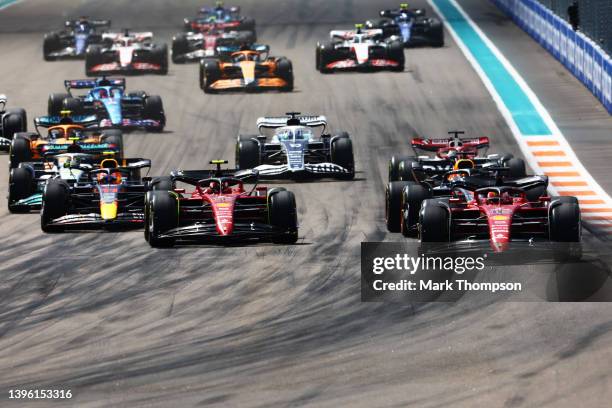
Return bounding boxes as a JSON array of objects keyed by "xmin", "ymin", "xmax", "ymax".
[
  {"xmin": 85, "ymin": 31, "xmax": 168, "ymax": 76},
  {"xmin": 0, "ymin": 95, "xmax": 27, "ymax": 151},
  {"xmin": 388, "ymin": 131, "xmax": 526, "ymax": 182},
  {"xmin": 199, "ymin": 48, "xmax": 293, "ymax": 93},
  {"xmin": 316, "ymin": 24, "xmax": 405, "ymax": 73},
  {"xmin": 183, "ymin": 2, "xmax": 256, "ymax": 34},
  {"xmin": 40, "ymin": 157, "xmax": 153, "ymax": 232},
  {"xmin": 47, "ymin": 77, "xmax": 165, "ymax": 131},
  {"xmin": 9, "ymin": 112, "xmax": 123, "ymax": 169},
  {"xmin": 43, "ymin": 17, "xmax": 111, "ymax": 60},
  {"xmin": 419, "ymin": 186, "xmax": 580, "ymax": 253},
  {"xmin": 144, "ymin": 160, "xmax": 298, "ymax": 247},
  {"xmin": 235, "ymin": 113, "xmax": 354, "ymax": 180},
  {"xmin": 171, "ymin": 24, "xmax": 255, "ymax": 63},
  {"xmin": 365, "ymin": 3, "xmax": 444, "ymax": 47}
]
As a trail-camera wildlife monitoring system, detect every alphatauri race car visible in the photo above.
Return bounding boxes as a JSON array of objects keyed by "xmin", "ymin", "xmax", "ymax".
[
  {"xmin": 43, "ymin": 17, "xmax": 111, "ymax": 60},
  {"xmin": 0, "ymin": 95, "xmax": 27, "ymax": 151},
  {"xmin": 365, "ymin": 3, "xmax": 444, "ymax": 47},
  {"xmin": 48, "ymin": 77, "xmax": 165, "ymax": 131},
  {"xmin": 85, "ymin": 31, "xmax": 168, "ymax": 76},
  {"xmin": 144, "ymin": 160, "xmax": 298, "ymax": 247},
  {"xmin": 172, "ymin": 24, "xmax": 255, "ymax": 63},
  {"xmin": 235, "ymin": 113, "xmax": 354, "ymax": 180},
  {"xmin": 316, "ymin": 24, "xmax": 404, "ymax": 73},
  {"xmin": 199, "ymin": 48, "xmax": 293, "ymax": 93},
  {"xmin": 40, "ymin": 157, "xmax": 153, "ymax": 232},
  {"xmin": 9, "ymin": 112, "xmax": 123, "ymax": 169},
  {"xmin": 183, "ymin": 2, "xmax": 256, "ymax": 34}
]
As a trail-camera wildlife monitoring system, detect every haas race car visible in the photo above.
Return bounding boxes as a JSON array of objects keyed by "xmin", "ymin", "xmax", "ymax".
[
  {"xmin": 172, "ymin": 23, "xmax": 255, "ymax": 63},
  {"xmin": 316, "ymin": 24, "xmax": 404, "ymax": 73},
  {"xmin": 47, "ymin": 77, "xmax": 165, "ymax": 131},
  {"xmin": 85, "ymin": 30, "xmax": 168, "ymax": 76},
  {"xmin": 183, "ymin": 1, "xmax": 256, "ymax": 35},
  {"xmin": 43, "ymin": 17, "xmax": 111, "ymax": 60},
  {"xmin": 144, "ymin": 160, "xmax": 298, "ymax": 247},
  {"xmin": 235, "ymin": 113, "xmax": 354, "ymax": 180},
  {"xmin": 366, "ymin": 3, "xmax": 444, "ymax": 47},
  {"xmin": 0, "ymin": 95, "xmax": 27, "ymax": 151},
  {"xmin": 199, "ymin": 47, "xmax": 293, "ymax": 93}
]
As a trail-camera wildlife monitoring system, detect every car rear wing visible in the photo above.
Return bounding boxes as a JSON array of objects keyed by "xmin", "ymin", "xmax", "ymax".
[
  {"xmin": 217, "ymin": 43, "xmax": 268, "ymax": 54},
  {"xmin": 257, "ymin": 114, "xmax": 327, "ymax": 131},
  {"xmin": 411, "ymin": 136, "xmax": 490, "ymax": 152},
  {"xmin": 66, "ymin": 19, "xmax": 111, "ymax": 29},
  {"xmin": 102, "ymin": 31, "xmax": 153, "ymax": 42},
  {"xmin": 64, "ymin": 78, "xmax": 126, "ymax": 91},
  {"xmin": 330, "ymin": 29, "xmax": 383, "ymax": 41},
  {"xmin": 34, "ymin": 114, "xmax": 99, "ymax": 129}
]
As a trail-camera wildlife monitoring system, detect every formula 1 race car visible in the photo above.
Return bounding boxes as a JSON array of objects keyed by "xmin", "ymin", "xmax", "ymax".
[
  {"xmin": 171, "ymin": 24, "xmax": 255, "ymax": 63},
  {"xmin": 316, "ymin": 24, "xmax": 404, "ymax": 73},
  {"xmin": 43, "ymin": 17, "xmax": 111, "ymax": 60},
  {"xmin": 40, "ymin": 157, "xmax": 153, "ymax": 232},
  {"xmin": 144, "ymin": 160, "xmax": 298, "ymax": 247},
  {"xmin": 47, "ymin": 77, "xmax": 165, "ymax": 131},
  {"xmin": 388, "ymin": 131, "xmax": 526, "ymax": 182},
  {"xmin": 199, "ymin": 47, "xmax": 293, "ymax": 93},
  {"xmin": 235, "ymin": 113, "xmax": 354, "ymax": 180},
  {"xmin": 85, "ymin": 31, "xmax": 168, "ymax": 76},
  {"xmin": 0, "ymin": 95, "xmax": 27, "ymax": 151},
  {"xmin": 9, "ymin": 112, "xmax": 123, "ymax": 169},
  {"xmin": 419, "ymin": 187, "xmax": 580, "ymax": 253},
  {"xmin": 365, "ymin": 3, "xmax": 444, "ymax": 47},
  {"xmin": 183, "ymin": 2, "xmax": 256, "ymax": 34}
]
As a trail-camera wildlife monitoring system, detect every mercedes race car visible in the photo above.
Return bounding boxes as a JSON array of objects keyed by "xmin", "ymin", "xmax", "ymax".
[
  {"xmin": 85, "ymin": 31, "xmax": 168, "ymax": 76},
  {"xmin": 9, "ymin": 112, "xmax": 123, "ymax": 169},
  {"xmin": 172, "ymin": 24, "xmax": 255, "ymax": 63},
  {"xmin": 235, "ymin": 113, "xmax": 354, "ymax": 180},
  {"xmin": 47, "ymin": 77, "xmax": 165, "ymax": 131},
  {"xmin": 43, "ymin": 17, "xmax": 111, "ymax": 60},
  {"xmin": 0, "ymin": 95, "xmax": 27, "ymax": 151},
  {"xmin": 183, "ymin": 2, "xmax": 256, "ymax": 35},
  {"xmin": 144, "ymin": 160, "xmax": 298, "ymax": 247},
  {"xmin": 199, "ymin": 48, "xmax": 293, "ymax": 93},
  {"xmin": 40, "ymin": 157, "xmax": 153, "ymax": 232},
  {"xmin": 316, "ymin": 24, "xmax": 405, "ymax": 73},
  {"xmin": 365, "ymin": 3, "xmax": 444, "ymax": 47}
]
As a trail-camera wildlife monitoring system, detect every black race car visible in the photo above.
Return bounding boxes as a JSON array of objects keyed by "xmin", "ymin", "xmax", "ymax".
[
  {"xmin": 43, "ymin": 17, "xmax": 111, "ymax": 60},
  {"xmin": 0, "ymin": 95, "xmax": 27, "ymax": 151}
]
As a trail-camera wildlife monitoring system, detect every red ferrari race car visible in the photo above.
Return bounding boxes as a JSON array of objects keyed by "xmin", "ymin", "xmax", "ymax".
[{"xmin": 144, "ymin": 160, "xmax": 298, "ymax": 247}]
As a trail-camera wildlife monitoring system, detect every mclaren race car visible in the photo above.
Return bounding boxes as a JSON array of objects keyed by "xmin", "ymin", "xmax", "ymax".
[
  {"xmin": 184, "ymin": 2, "xmax": 256, "ymax": 34},
  {"xmin": 85, "ymin": 31, "xmax": 168, "ymax": 76},
  {"xmin": 199, "ymin": 47, "xmax": 293, "ymax": 93},
  {"xmin": 43, "ymin": 17, "xmax": 111, "ymax": 60},
  {"xmin": 0, "ymin": 95, "xmax": 27, "ymax": 151},
  {"xmin": 235, "ymin": 113, "xmax": 354, "ymax": 180},
  {"xmin": 316, "ymin": 24, "xmax": 405, "ymax": 73},
  {"xmin": 47, "ymin": 77, "xmax": 165, "ymax": 131},
  {"xmin": 40, "ymin": 157, "xmax": 152, "ymax": 232},
  {"xmin": 172, "ymin": 23, "xmax": 255, "ymax": 63},
  {"xmin": 9, "ymin": 112, "xmax": 123, "ymax": 169},
  {"xmin": 365, "ymin": 3, "xmax": 444, "ymax": 47},
  {"xmin": 144, "ymin": 160, "xmax": 298, "ymax": 247}
]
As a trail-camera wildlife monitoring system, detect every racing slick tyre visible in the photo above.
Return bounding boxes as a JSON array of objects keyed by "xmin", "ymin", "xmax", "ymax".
[
  {"xmin": 43, "ymin": 32, "xmax": 61, "ymax": 61},
  {"xmin": 201, "ymin": 60, "xmax": 221, "ymax": 93},
  {"xmin": 419, "ymin": 199, "xmax": 451, "ymax": 242},
  {"xmin": 549, "ymin": 196, "xmax": 581, "ymax": 242},
  {"xmin": 85, "ymin": 45, "xmax": 103, "ymax": 76},
  {"xmin": 430, "ymin": 21, "xmax": 445, "ymax": 47},
  {"xmin": 41, "ymin": 179, "xmax": 70, "ymax": 233},
  {"xmin": 386, "ymin": 181, "xmax": 411, "ymax": 232},
  {"xmin": 171, "ymin": 34, "xmax": 189, "ymax": 64},
  {"xmin": 150, "ymin": 176, "xmax": 175, "ymax": 192},
  {"xmin": 236, "ymin": 30, "xmax": 257, "ymax": 44},
  {"xmin": 62, "ymin": 97, "xmax": 83, "ymax": 115},
  {"xmin": 276, "ymin": 58, "xmax": 294, "ymax": 92},
  {"xmin": 236, "ymin": 139, "xmax": 260, "ymax": 170},
  {"xmin": 143, "ymin": 95, "xmax": 166, "ymax": 131},
  {"xmin": 8, "ymin": 167, "xmax": 34, "ymax": 213},
  {"xmin": 505, "ymin": 157, "xmax": 526, "ymax": 178},
  {"xmin": 269, "ymin": 190, "xmax": 298, "ymax": 244},
  {"xmin": 316, "ymin": 43, "xmax": 335, "ymax": 73},
  {"xmin": 401, "ymin": 182, "xmax": 432, "ymax": 237},
  {"xmin": 2, "ymin": 109, "xmax": 27, "ymax": 142},
  {"xmin": 100, "ymin": 130, "xmax": 124, "ymax": 157},
  {"xmin": 389, "ymin": 155, "xmax": 415, "ymax": 182},
  {"xmin": 331, "ymin": 137, "xmax": 354, "ymax": 179},
  {"xmin": 48, "ymin": 93, "xmax": 71, "ymax": 116},
  {"xmin": 153, "ymin": 44, "xmax": 169, "ymax": 75},
  {"xmin": 240, "ymin": 17, "xmax": 256, "ymax": 32},
  {"xmin": 9, "ymin": 133, "xmax": 32, "ymax": 169},
  {"xmin": 146, "ymin": 191, "xmax": 178, "ymax": 248},
  {"xmin": 387, "ymin": 40, "xmax": 405, "ymax": 71}
]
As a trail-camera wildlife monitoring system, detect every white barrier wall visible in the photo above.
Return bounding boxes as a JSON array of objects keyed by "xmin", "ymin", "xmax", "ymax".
[{"xmin": 491, "ymin": 0, "xmax": 612, "ymax": 114}]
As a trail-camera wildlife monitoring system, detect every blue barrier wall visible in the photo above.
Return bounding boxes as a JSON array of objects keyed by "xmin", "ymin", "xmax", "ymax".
[{"xmin": 491, "ymin": 0, "xmax": 612, "ymax": 114}]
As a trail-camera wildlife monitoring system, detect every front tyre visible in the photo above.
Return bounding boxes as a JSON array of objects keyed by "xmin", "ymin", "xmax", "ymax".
[
  {"xmin": 269, "ymin": 190, "xmax": 298, "ymax": 244},
  {"xmin": 41, "ymin": 179, "xmax": 70, "ymax": 233},
  {"xmin": 147, "ymin": 191, "xmax": 178, "ymax": 248}
]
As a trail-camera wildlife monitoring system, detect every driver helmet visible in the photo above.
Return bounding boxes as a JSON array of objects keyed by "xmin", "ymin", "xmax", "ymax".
[
  {"xmin": 49, "ymin": 128, "xmax": 63, "ymax": 139},
  {"xmin": 98, "ymin": 88, "xmax": 109, "ymax": 98},
  {"xmin": 400, "ymin": 3, "xmax": 409, "ymax": 11},
  {"xmin": 454, "ymin": 159, "xmax": 475, "ymax": 170},
  {"xmin": 486, "ymin": 191, "xmax": 500, "ymax": 203}
]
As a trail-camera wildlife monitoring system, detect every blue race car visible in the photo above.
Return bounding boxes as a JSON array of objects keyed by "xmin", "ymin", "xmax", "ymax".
[
  {"xmin": 43, "ymin": 17, "xmax": 111, "ymax": 60},
  {"xmin": 47, "ymin": 77, "xmax": 165, "ymax": 132}
]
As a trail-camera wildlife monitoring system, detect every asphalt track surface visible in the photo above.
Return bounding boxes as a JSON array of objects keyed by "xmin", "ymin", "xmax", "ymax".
[{"xmin": 0, "ymin": 1, "xmax": 612, "ymax": 407}]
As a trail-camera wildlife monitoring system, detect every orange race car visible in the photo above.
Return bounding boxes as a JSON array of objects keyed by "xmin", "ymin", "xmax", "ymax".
[
  {"xmin": 198, "ymin": 47, "xmax": 293, "ymax": 93},
  {"xmin": 9, "ymin": 111, "xmax": 123, "ymax": 168}
]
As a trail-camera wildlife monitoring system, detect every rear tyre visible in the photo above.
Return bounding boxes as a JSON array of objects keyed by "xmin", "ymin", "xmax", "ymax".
[
  {"xmin": 9, "ymin": 134, "xmax": 32, "ymax": 169},
  {"xmin": 2, "ymin": 110, "xmax": 27, "ymax": 141},
  {"xmin": 171, "ymin": 34, "xmax": 189, "ymax": 64},
  {"xmin": 41, "ymin": 179, "xmax": 70, "ymax": 233},
  {"xmin": 401, "ymin": 182, "xmax": 431, "ymax": 237},
  {"xmin": 43, "ymin": 32, "xmax": 61, "ymax": 61},
  {"xmin": 316, "ymin": 43, "xmax": 334, "ymax": 73},
  {"xmin": 85, "ymin": 45, "xmax": 103, "ymax": 76},
  {"xmin": 387, "ymin": 40, "xmax": 405, "ymax": 71},
  {"xmin": 386, "ymin": 181, "xmax": 411, "ymax": 232},
  {"xmin": 276, "ymin": 58, "xmax": 294, "ymax": 92},
  {"xmin": 236, "ymin": 139, "xmax": 260, "ymax": 170},
  {"xmin": 8, "ymin": 167, "xmax": 34, "ymax": 213},
  {"xmin": 153, "ymin": 44, "xmax": 169, "ymax": 75},
  {"xmin": 201, "ymin": 60, "xmax": 221, "ymax": 93},
  {"xmin": 100, "ymin": 130, "xmax": 124, "ymax": 157},
  {"xmin": 150, "ymin": 176, "xmax": 175, "ymax": 192},
  {"xmin": 419, "ymin": 199, "xmax": 450, "ymax": 242},
  {"xmin": 549, "ymin": 196, "xmax": 581, "ymax": 242},
  {"xmin": 331, "ymin": 137, "xmax": 354, "ymax": 179},
  {"xmin": 62, "ymin": 97, "xmax": 83, "ymax": 115},
  {"xmin": 506, "ymin": 157, "xmax": 526, "ymax": 178},
  {"xmin": 269, "ymin": 190, "xmax": 298, "ymax": 244},
  {"xmin": 48, "ymin": 93, "xmax": 71, "ymax": 116},
  {"xmin": 388, "ymin": 156, "xmax": 415, "ymax": 182},
  {"xmin": 143, "ymin": 95, "xmax": 165, "ymax": 131},
  {"xmin": 147, "ymin": 191, "xmax": 178, "ymax": 248}
]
